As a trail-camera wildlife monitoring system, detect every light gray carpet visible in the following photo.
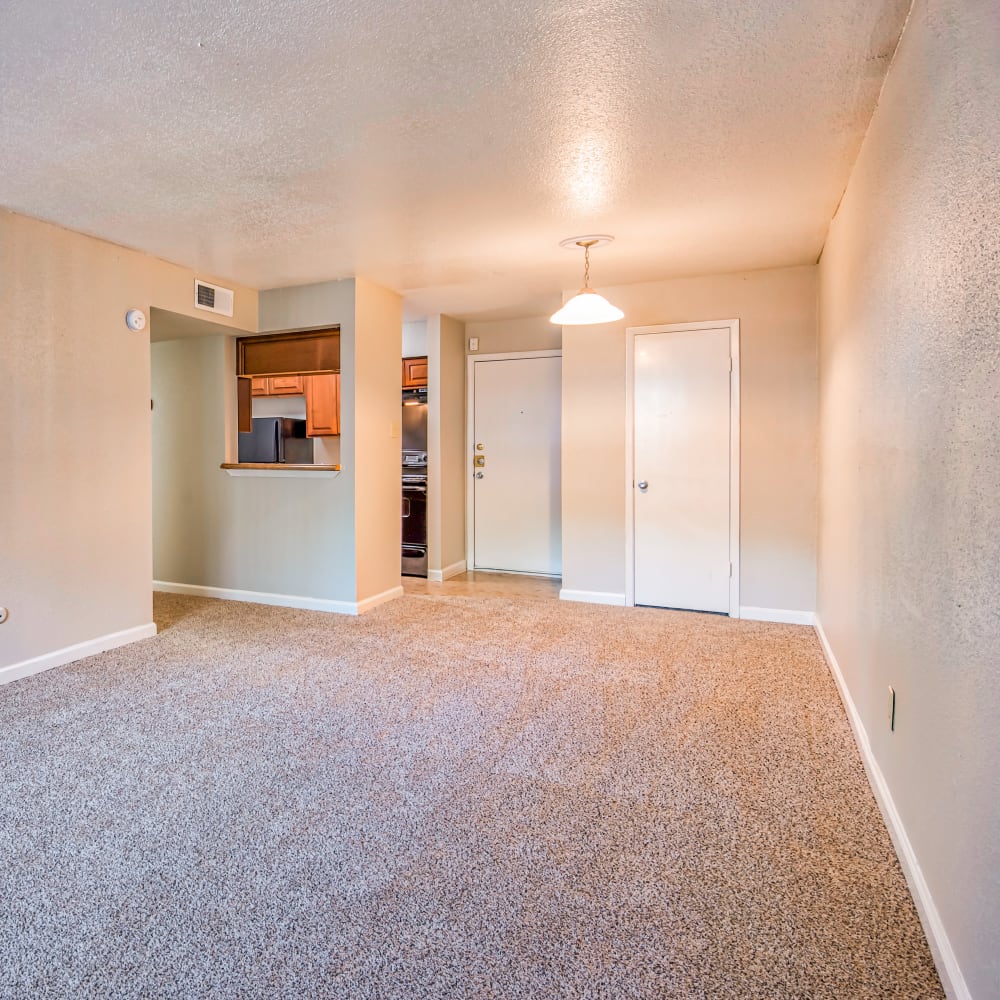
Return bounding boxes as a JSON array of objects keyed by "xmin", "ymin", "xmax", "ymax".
[{"xmin": 0, "ymin": 592, "xmax": 942, "ymax": 998}]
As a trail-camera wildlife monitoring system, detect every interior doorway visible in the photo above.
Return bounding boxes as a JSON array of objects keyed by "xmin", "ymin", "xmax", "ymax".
[
  {"xmin": 626, "ymin": 321, "xmax": 740, "ymax": 615},
  {"xmin": 466, "ymin": 351, "xmax": 562, "ymax": 576}
]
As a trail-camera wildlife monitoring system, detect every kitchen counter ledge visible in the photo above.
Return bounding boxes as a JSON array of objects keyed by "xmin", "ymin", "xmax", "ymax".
[{"xmin": 221, "ymin": 463, "xmax": 341, "ymax": 478}]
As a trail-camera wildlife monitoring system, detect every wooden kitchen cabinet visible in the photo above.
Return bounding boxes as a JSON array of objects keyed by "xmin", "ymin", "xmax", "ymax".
[
  {"xmin": 304, "ymin": 373, "xmax": 340, "ymax": 437},
  {"xmin": 267, "ymin": 375, "xmax": 304, "ymax": 395},
  {"xmin": 402, "ymin": 356, "xmax": 428, "ymax": 388},
  {"xmin": 243, "ymin": 372, "xmax": 339, "ymax": 436},
  {"xmin": 253, "ymin": 375, "xmax": 304, "ymax": 396}
]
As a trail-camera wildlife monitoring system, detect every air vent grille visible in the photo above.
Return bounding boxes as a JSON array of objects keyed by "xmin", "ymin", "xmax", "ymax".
[{"xmin": 194, "ymin": 279, "xmax": 234, "ymax": 318}]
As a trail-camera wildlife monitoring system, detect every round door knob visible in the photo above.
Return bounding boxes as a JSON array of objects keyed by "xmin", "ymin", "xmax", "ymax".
[
  {"xmin": 637, "ymin": 480, "xmax": 648, "ymax": 491},
  {"xmin": 474, "ymin": 472, "xmax": 484, "ymax": 479}
]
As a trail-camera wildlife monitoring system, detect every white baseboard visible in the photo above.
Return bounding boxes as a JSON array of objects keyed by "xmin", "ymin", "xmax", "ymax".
[
  {"xmin": 428, "ymin": 560, "xmax": 467, "ymax": 583},
  {"xmin": 740, "ymin": 605, "xmax": 816, "ymax": 626},
  {"xmin": 814, "ymin": 617, "xmax": 969, "ymax": 1000},
  {"xmin": 154, "ymin": 581, "xmax": 402, "ymax": 616},
  {"xmin": 559, "ymin": 589, "xmax": 627, "ymax": 607},
  {"xmin": 0, "ymin": 623, "xmax": 158, "ymax": 687}
]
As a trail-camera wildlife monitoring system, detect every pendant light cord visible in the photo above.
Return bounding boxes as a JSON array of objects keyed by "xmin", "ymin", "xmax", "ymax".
[{"xmin": 577, "ymin": 238, "xmax": 599, "ymax": 289}]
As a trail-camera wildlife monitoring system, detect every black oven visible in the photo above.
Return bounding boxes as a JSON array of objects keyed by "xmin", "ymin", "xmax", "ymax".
[
  {"xmin": 401, "ymin": 386, "xmax": 428, "ymax": 578},
  {"xmin": 402, "ymin": 479, "xmax": 427, "ymax": 577}
]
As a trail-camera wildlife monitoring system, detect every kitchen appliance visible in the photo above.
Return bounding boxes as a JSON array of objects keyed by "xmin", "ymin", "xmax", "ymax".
[
  {"xmin": 402, "ymin": 387, "xmax": 428, "ymax": 453},
  {"xmin": 401, "ymin": 478, "xmax": 427, "ymax": 577},
  {"xmin": 238, "ymin": 417, "xmax": 313, "ymax": 464},
  {"xmin": 401, "ymin": 387, "xmax": 428, "ymax": 576}
]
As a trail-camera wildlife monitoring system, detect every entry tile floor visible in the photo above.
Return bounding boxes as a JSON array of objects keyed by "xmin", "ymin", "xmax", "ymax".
[{"xmin": 401, "ymin": 570, "xmax": 561, "ymax": 602}]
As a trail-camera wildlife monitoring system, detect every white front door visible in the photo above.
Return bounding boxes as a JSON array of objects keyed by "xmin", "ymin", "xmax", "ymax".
[
  {"xmin": 632, "ymin": 325, "xmax": 735, "ymax": 613},
  {"xmin": 471, "ymin": 355, "xmax": 561, "ymax": 575}
]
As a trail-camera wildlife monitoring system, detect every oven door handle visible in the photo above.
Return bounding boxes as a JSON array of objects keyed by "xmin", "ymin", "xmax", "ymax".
[{"xmin": 402, "ymin": 484, "xmax": 427, "ymax": 494}]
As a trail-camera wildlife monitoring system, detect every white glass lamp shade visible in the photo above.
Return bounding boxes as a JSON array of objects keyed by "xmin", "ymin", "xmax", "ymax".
[{"xmin": 550, "ymin": 288, "xmax": 624, "ymax": 325}]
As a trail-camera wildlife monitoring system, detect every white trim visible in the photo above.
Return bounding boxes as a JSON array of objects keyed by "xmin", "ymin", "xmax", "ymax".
[
  {"xmin": 223, "ymin": 467, "xmax": 341, "ymax": 479},
  {"xmin": 155, "ymin": 580, "xmax": 356, "ymax": 613},
  {"xmin": 625, "ymin": 320, "xmax": 741, "ymax": 617},
  {"xmin": 464, "ymin": 567, "xmax": 559, "ymax": 580},
  {"xmin": 153, "ymin": 581, "xmax": 402, "ymax": 616},
  {"xmin": 559, "ymin": 589, "xmax": 627, "ymax": 606},
  {"xmin": 814, "ymin": 617, "xmax": 970, "ymax": 1000},
  {"xmin": 0, "ymin": 623, "xmax": 158, "ymax": 686},
  {"xmin": 740, "ymin": 606, "xmax": 816, "ymax": 626},
  {"xmin": 728, "ymin": 321, "xmax": 741, "ymax": 618},
  {"xmin": 428, "ymin": 559, "xmax": 467, "ymax": 583},
  {"xmin": 465, "ymin": 349, "xmax": 563, "ymax": 574}
]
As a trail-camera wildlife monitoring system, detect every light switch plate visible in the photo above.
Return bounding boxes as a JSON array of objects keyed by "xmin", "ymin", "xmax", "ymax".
[{"xmin": 469, "ymin": 337, "xmax": 479, "ymax": 352}]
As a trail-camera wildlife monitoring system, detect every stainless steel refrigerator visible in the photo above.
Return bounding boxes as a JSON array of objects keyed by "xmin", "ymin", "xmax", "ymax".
[{"xmin": 238, "ymin": 417, "xmax": 314, "ymax": 464}]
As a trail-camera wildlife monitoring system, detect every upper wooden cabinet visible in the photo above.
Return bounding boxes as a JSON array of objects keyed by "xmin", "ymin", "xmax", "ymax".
[
  {"xmin": 238, "ymin": 328, "xmax": 340, "ymax": 377},
  {"xmin": 252, "ymin": 375, "xmax": 304, "ymax": 397},
  {"xmin": 236, "ymin": 329, "xmax": 341, "ymax": 433},
  {"xmin": 241, "ymin": 373, "xmax": 339, "ymax": 437},
  {"xmin": 402, "ymin": 356, "xmax": 428, "ymax": 388},
  {"xmin": 267, "ymin": 375, "xmax": 304, "ymax": 396},
  {"xmin": 304, "ymin": 373, "xmax": 340, "ymax": 437}
]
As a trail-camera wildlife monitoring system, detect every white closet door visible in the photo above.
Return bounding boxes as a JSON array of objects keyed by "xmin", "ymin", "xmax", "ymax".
[{"xmin": 633, "ymin": 327, "xmax": 732, "ymax": 612}]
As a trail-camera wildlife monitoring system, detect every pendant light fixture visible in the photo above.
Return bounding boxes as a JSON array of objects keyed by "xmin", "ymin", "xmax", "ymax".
[{"xmin": 550, "ymin": 235, "xmax": 624, "ymax": 325}]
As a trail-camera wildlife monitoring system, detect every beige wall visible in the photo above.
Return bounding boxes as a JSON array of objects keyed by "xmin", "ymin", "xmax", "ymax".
[
  {"xmin": 427, "ymin": 314, "xmax": 467, "ymax": 574},
  {"xmin": 258, "ymin": 279, "xmax": 353, "ymax": 335},
  {"xmin": 561, "ymin": 265, "xmax": 818, "ymax": 612},
  {"xmin": 0, "ymin": 209, "xmax": 256, "ymax": 671},
  {"xmin": 256, "ymin": 278, "xmax": 360, "ymax": 600},
  {"xmin": 466, "ymin": 315, "xmax": 560, "ymax": 356},
  {"xmin": 353, "ymin": 278, "xmax": 404, "ymax": 602},
  {"xmin": 256, "ymin": 276, "xmax": 402, "ymax": 605},
  {"xmin": 817, "ymin": 2, "xmax": 999, "ymax": 996}
]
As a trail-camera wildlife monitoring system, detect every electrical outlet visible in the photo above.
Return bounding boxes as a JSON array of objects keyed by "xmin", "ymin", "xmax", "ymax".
[
  {"xmin": 0, "ymin": 607, "xmax": 8, "ymax": 624},
  {"xmin": 888, "ymin": 686, "xmax": 896, "ymax": 731}
]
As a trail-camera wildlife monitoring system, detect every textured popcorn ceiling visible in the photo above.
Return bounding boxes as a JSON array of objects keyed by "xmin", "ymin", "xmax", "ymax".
[{"xmin": 0, "ymin": 0, "xmax": 910, "ymax": 319}]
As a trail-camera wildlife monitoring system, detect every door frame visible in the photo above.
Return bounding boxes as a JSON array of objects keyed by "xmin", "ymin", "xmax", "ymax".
[
  {"xmin": 465, "ymin": 349, "xmax": 563, "ymax": 574},
  {"xmin": 624, "ymin": 320, "xmax": 740, "ymax": 616}
]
